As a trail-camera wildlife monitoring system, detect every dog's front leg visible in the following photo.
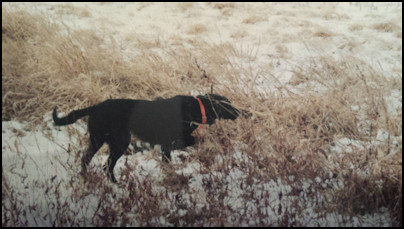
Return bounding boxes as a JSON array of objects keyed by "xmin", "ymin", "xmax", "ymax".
[{"xmin": 183, "ymin": 134, "xmax": 195, "ymax": 147}]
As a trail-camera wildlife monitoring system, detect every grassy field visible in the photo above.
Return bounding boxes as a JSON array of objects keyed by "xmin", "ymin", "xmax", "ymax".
[{"xmin": 2, "ymin": 4, "xmax": 402, "ymax": 226}]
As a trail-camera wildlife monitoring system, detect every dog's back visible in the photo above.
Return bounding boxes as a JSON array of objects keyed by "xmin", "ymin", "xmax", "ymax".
[
  {"xmin": 129, "ymin": 96, "xmax": 185, "ymax": 147},
  {"xmin": 87, "ymin": 97, "xmax": 196, "ymax": 150}
]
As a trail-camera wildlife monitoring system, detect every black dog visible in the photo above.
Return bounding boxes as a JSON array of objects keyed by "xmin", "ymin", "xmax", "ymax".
[{"xmin": 53, "ymin": 94, "xmax": 240, "ymax": 182}]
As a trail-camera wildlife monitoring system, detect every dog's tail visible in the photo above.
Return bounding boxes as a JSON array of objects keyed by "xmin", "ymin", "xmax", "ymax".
[{"xmin": 53, "ymin": 106, "xmax": 92, "ymax": 126}]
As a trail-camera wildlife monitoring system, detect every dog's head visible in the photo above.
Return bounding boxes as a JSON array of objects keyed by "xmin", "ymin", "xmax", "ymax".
[{"xmin": 197, "ymin": 94, "xmax": 240, "ymax": 123}]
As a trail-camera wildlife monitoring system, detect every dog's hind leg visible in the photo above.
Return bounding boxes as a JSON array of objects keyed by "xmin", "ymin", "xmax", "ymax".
[
  {"xmin": 105, "ymin": 152, "xmax": 121, "ymax": 183},
  {"xmin": 81, "ymin": 136, "xmax": 103, "ymax": 179},
  {"xmin": 105, "ymin": 133, "xmax": 130, "ymax": 182}
]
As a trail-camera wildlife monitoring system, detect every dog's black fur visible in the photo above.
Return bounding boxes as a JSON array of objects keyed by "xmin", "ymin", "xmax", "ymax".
[{"xmin": 53, "ymin": 94, "xmax": 240, "ymax": 182}]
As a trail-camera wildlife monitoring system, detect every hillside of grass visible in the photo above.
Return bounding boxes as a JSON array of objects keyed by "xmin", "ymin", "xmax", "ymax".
[{"xmin": 2, "ymin": 5, "xmax": 402, "ymax": 226}]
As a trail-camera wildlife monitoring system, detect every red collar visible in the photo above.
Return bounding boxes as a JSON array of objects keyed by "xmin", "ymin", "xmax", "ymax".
[{"xmin": 195, "ymin": 97, "xmax": 207, "ymax": 129}]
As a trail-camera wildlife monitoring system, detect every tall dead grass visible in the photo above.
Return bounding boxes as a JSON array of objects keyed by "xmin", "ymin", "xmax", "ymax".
[
  {"xmin": 2, "ymin": 6, "xmax": 402, "ymax": 226},
  {"xmin": 2, "ymin": 6, "xmax": 210, "ymax": 126}
]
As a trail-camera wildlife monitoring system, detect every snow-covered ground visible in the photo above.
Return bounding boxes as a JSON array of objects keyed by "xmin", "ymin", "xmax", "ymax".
[
  {"xmin": 6, "ymin": 2, "xmax": 402, "ymax": 77},
  {"xmin": 1, "ymin": 115, "xmax": 395, "ymax": 226},
  {"xmin": 2, "ymin": 2, "xmax": 402, "ymax": 226}
]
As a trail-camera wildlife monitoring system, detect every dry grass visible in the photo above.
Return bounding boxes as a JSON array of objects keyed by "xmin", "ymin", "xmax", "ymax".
[
  {"xmin": 372, "ymin": 22, "xmax": 401, "ymax": 33},
  {"xmin": 54, "ymin": 4, "xmax": 91, "ymax": 18},
  {"xmin": 349, "ymin": 24, "xmax": 364, "ymax": 32},
  {"xmin": 313, "ymin": 28, "xmax": 336, "ymax": 38},
  {"xmin": 2, "ymin": 6, "xmax": 402, "ymax": 226},
  {"xmin": 211, "ymin": 2, "xmax": 235, "ymax": 17},
  {"xmin": 242, "ymin": 15, "xmax": 267, "ymax": 24},
  {"xmin": 187, "ymin": 24, "xmax": 208, "ymax": 35}
]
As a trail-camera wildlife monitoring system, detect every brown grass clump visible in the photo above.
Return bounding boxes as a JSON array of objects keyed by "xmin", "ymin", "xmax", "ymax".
[
  {"xmin": 55, "ymin": 4, "xmax": 91, "ymax": 18},
  {"xmin": 349, "ymin": 24, "xmax": 364, "ymax": 32},
  {"xmin": 2, "ymin": 5, "xmax": 402, "ymax": 227},
  {"xmin": 187, "ymin": 24, "xmax": 208, "ymax": 35},
  {"xmin": 313, "ymin": 28, "xmax": 336, "ymax": 38},
  {"xmin": 242, "ymin": 15, "xmax": 267, "ymax": 24},
  {"xmin": 211, "ymin": 2, "xmax": 235, "ymax": 10},
  {"xmin": 372, "ymin": 22, "xmax": 401, "ymax": 33}
]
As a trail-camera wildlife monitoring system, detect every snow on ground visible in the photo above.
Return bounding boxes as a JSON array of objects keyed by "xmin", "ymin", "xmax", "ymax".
[
  {"xmin": 2, "ymin": 115, "xmax": 393, "ymax": 226},
  {"xmin": 2, "ymin": 2, "xmax": 401, "ymax": 226},
  {"xmin": 6, "ymin": 2, "xmax": 402, "ymax": 78}
]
